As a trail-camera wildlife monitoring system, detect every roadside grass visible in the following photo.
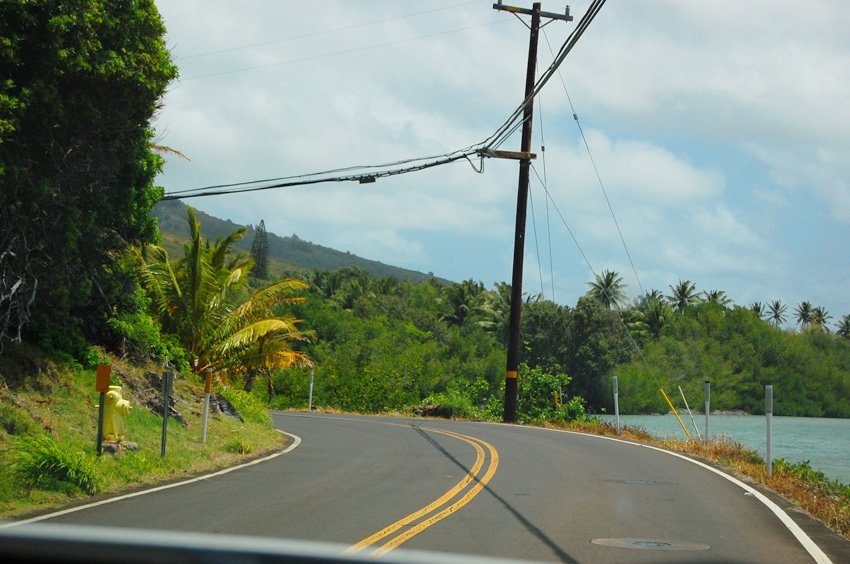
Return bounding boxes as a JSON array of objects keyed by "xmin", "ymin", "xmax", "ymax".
[
  {"xmin": 545, "ymin": 418, "xmax": 850, "ymax": 541},
  {"xmin": 0, "ymin": 353, "xmax": 283, "ymax": 520}
]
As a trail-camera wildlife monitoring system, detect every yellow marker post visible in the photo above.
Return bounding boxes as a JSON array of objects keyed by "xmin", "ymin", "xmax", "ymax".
[{"xmin": 660, "ymin": 387, "xmax": 693, "ymax": 441}]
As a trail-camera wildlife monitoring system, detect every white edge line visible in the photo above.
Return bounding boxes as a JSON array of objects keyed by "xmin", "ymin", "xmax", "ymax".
[
  {"xmin": 0, "ymin": 430, "xmax": 302, "ymax": 529},
  {"xmin": 541, "ymin": 426, "xmax": 832, "ymax": 564}
]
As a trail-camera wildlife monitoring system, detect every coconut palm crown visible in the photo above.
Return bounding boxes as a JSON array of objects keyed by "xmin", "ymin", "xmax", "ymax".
[
  {"xmin": 132, "ymin": 207, "xmax": 313, "ymax": 376},
  {"xmin": 587, "ymin": 269, "xmax": 627, "ymax": 309}
]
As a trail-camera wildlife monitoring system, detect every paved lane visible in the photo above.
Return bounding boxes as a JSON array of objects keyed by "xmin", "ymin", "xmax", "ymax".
[{"xmin": 19, "ymin": 412, "xmax": 849, "ymax": 562}]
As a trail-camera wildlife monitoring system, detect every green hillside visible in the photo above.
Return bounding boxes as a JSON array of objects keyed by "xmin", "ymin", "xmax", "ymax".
[{"xmin": 152, "ymin": 200, "xmax": 449, "ymax": 283}]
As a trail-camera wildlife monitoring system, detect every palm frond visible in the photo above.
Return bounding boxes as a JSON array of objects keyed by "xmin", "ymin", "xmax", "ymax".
[{"xmin": 230, "ymin": 279, "xmax": 308, "ymax": 323}]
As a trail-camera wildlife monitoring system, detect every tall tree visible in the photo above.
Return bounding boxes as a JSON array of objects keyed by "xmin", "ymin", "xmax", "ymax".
[
  {"xmin": 587, "ymin": 269, "xmax": 627, "ymax": 309},
  {"xmin": 441, "ymin": 279, "xmax": 489, "ymax": 329},
  {"xmin": 749, "ymin": 301, "xmax": 766, "ymax": 319},
  {"xmin": 629, "ymin": 297, "xmax": 669, "ymax": 340},
  {"xmin": 809, "ymin": 306, "xmax": 832, "ymax": 332},
  {"xmin": 836, "ymin": 314, "xmax": 850, "ymax": 339},
  {"xmin": 132, "ymin": 208, "xmax": 312, "ymax": 378},
  {"xmin": 767, "ymin": 299, "xmax": 787, "ymax": 327},
  {"xmin": 250, "ymin": 220, "xmax": 269, "ymax": 280},
  {"xmin": 703, "ymin": 290, "xmax": 732, "ymax": 307},
  {"xmin": 0, "ymin": 0, "xmax": 177, "ymax": 352},
  {"xmin": 794, "ymin": 301, "xmax": 813, "ymax": 329},
  {"xmin": 667, "ymin": 280, "xmax": 699, "ymax": 313}
]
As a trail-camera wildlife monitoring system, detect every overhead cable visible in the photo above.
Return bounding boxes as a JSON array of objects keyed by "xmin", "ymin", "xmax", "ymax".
[
  {"xmin": 541, "ymin": 22, "xmax": 644, "ymax": 296},
  {"xmin": 530, "ymin": 162, "xmax": 664, "ymax": 391},
  {"xmin": 163, "ymin": 0, "xmax": 607, "ymax": 201}
]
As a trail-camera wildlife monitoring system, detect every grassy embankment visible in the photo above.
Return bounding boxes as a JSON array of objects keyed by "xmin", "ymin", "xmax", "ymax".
[{"xmin": 0, "ymin": 348, "xmax": 283, "ymax": 520}]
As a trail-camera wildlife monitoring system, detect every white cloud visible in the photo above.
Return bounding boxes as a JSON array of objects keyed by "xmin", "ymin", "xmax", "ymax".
[{"xmin": 151, "ymin": 0, "xmax": 850, "ymax": 319}]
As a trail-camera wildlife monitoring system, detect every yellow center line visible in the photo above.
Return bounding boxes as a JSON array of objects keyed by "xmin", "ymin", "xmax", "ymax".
[
  {"xmin": 372, "ymin": 430, "xmax": 499, "ymax": 555},
  {"xmin": 346, "ymin": 428, "xmax": 485, "ymax": 553},
  {"xmin": 346, "ymin": 427, "xmax": 498, "ymax": 555}
]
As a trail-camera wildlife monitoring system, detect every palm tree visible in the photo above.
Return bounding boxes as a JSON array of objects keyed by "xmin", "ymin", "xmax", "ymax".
[
  {"xmin": 482, "ymin": 281, "xmax": 512, "ymax": 340},
  {"xmin": 441, "ymin": 279, "xmax": 488, "ymax": 328},
  {"xmin": 836, "ymin": 314, "xmax": 850, "ymax": 339},
  {"xmin": 587, "ymin": 269, "xmax": 627, "ymax": 309},
  {"xmin": 667, "ymin": 280, "xmax": 698, "ymax": 313},
  {"xmin": 809, "ymin": 306, "xmax": 832, "ymax": 332},
  {"xmin": 132, "ymin": 207, "xmax": 312, "ymax": 379},
  {"xmin": 371, "ymin": 276, "xmax": 400, "ymax": 296},
  {"xmin": 645, "ymin": 289, "xmax": 664, "ymax": 301},
  {"xmin": 629, "ymin": 297, "xmax": 669, "ymax": 340},
  {"xmin": 310, "ymin": 270, "xmax": 343, "ymax": 299},
  {"xmin": 794, "ymin": 301, "xmax": 813, "ymax": 329},
  {"xmin": 703, "ymin": 290, "xmax": 732, "ymax": 308},
  {"xmin": 767, "ymin": 299, "xmax": 787, "ymax": 327},
  {"xmin": 749, "ymin": 301, "xmax": 766, "ymax": 319}
]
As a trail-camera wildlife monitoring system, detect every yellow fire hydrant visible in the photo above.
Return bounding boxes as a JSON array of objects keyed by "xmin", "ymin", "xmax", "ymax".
[{"xmin": 103, "ymin": 385, "xmax": 132, "ymax": 442}]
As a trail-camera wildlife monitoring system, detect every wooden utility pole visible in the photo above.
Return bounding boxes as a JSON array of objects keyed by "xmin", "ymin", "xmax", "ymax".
[{"xmin": 492, "ymin": 2, "xmax": 572, "ymax": 423}]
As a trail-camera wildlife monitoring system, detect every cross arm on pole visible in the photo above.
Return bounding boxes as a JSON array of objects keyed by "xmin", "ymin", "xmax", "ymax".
[
  {"xmin": 478, "ymin": 149, "xmax": 537, "ymax": 161},
  {"xmin": 493, "ymin": 2, "xmax": 573, "ymax": 22}
]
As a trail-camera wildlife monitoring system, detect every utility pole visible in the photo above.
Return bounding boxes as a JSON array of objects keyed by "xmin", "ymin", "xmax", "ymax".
[{"xmin": 492, "ymin": 1, "xmax": 572, "ymax": 423}]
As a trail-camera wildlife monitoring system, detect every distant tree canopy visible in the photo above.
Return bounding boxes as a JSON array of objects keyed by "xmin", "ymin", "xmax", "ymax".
[{"xmin": 0, "ymin": 0, "xmax": 177, "ymax": 353}]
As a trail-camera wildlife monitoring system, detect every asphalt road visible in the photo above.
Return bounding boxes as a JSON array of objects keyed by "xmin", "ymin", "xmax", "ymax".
[{"xmin": 21, "ymin": 412, "xmax": 850, "ymax": 562}]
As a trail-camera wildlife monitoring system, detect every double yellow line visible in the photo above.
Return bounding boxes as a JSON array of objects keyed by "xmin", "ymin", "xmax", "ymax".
[{"xmin": 346, "ymin": 427, "xmax": 499, "ymax": 556}]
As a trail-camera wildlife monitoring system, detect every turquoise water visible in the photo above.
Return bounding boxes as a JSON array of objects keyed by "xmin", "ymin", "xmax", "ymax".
[{"xmin": 597, "ymin": 414, "xmax": 850, "ymax": 485}]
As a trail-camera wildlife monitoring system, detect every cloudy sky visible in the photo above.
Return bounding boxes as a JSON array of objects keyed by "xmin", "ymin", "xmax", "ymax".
[{"xmin": 152, "ymin": 0, "xmax": 850, "ymax": 326}]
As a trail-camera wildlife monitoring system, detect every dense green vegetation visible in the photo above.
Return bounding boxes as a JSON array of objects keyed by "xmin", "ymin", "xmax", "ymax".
[
  {"xmin": 612, "ymin": 300, "xmax": 850, "ymax": 417},
  {"xmin": 243, "ymin": 263, "xmax": 849, "ymax": 420},
  {"xmin": 0, "ymin": 0, "xmax": 177, "ymax": 357}
]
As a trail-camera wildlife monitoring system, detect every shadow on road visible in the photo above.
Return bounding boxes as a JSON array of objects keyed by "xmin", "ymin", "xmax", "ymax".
[{"xmin": 412, "ymin": 425, "xmax": 577, "ymax": 564}]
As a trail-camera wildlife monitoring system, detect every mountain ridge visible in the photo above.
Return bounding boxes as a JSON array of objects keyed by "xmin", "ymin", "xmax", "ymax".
[{"xmin": 152, "ymin": 199, "xmax": 451, "ymax": 283}]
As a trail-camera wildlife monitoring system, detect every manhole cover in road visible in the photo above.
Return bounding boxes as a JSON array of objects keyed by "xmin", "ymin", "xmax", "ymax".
[{"xmin": 592, "ymin": 538, "xmax": 711, "ymax": 551}]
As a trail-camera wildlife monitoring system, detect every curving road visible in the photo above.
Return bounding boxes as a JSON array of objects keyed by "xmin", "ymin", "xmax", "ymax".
[{"xmin": 16, "ymin": 412, "xmax": 850, "ymax": 562}]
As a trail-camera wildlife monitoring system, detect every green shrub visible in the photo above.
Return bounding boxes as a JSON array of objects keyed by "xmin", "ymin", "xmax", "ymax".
[
  {"xmin": 517, "ymin": 364, "xmax": 577, "ymax": 423},
  {"xmin": 9, "ymin": 434, "xmax": 101, "ymax": 495},
  {"xmin": 219, "ymin": 388, "xmax": 272, "ymax": 425},
  {"xmin": 224, "ymin": 436, "xmax": 254, "ymax": 454},
  {"xmin": 107, "ymin": 309, "xmax": 190, "ymax": 374},
  {"xmin": 418, "ymin": 390, "xmax": 481, "ymax": 419},
  {"xmin": 552, "ymin": 396, "xmax": 587, "ymax": 422},
  {"xmin": 774, "ymin": 459, "xmax": 850, "ymax": 498},
  {"xmin": 0, "ymin": 404, "xmax": 39, "ymax": 436}
]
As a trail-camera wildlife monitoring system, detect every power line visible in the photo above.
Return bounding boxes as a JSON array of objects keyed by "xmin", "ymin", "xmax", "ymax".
[
  {"xmin": 163, "ymin": 0, "xmax": 607, "ymax": 201},
  {"xmin": 536, "ymin": 76, "xmax": 556, "ymax": 302},
  {"xmin": 530, "ymin": 162, "xmax": 664, "ymax": 391},
  {"xmin": 181, "ymin": 19, "xmax": 507, "ymax": 81},
  {"xmin": 541, "ymin": 26, "xmax": 645, "ymax": 296},
  {"xmin": 177, "ymin": 0, "xmax": 483, "ymax": 60},
  {"xmin": 528, "ymin": 180, "xmax": 546, "ymax": 300}
]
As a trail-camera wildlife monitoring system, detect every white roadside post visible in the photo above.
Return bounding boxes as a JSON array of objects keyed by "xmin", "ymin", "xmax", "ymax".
[
  {"xmin": 308, "ymin": 368, "xmax": 315, "ymax": 411},
  {"xmin": 766, "ymin": 385, "xmax": 773, "ymax": 478},
  {"xmin": 704, "ymin": 380, "xmax": 710, "ymax": 445},
  {"xmin": 613, "ymin": 376, "xmax": 620, "ymax": 433}
]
